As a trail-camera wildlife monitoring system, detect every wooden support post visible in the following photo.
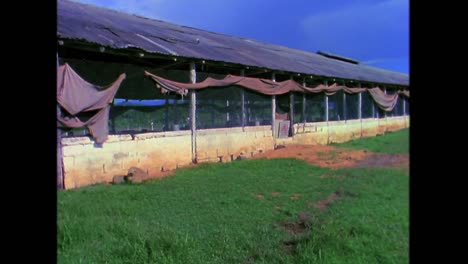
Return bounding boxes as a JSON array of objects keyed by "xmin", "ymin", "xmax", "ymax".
[
  {"xmin": 342, "ymin": 81, "xmax": 347, "ymax": 121},
  {"xmin": 372, "ymin": 100, "xmax": 376, "ymax": 119},
  {"xmin": 226, "ymin": 99, "xmax": 230, "ymax": 125},
  {"xmin": 289, "ymin": 75, "xmax": 294, "ymax": 136},
  {"xmin": 358, "ymin": 83, "xmax": 362, "ymax": 137},
  {"xmin": 272, "ymin": 95, "xmax": 276, "ymax": 137},
  {"xmin": 325, "ymin": 80, "xmax": 329, "ymax": 122},
  {"xmin": 110, "ymin": 100, "xmax": 116, "ymax": 133},
  {"xmin": 57, "ymin": 107, "xmax": 64, "ymax": 190},
  {"xmin": 240, "ymin": 69, "xmax": 246, "ymax": 130},
  {"xmin": 271, "ymin": 72, "xmax": 276, "ymax": 140},
  {"xmin": 324, "ymin": 80, "xmax": 330, "ymax": 144},
  {"xmin": 358, "ymin": 83, "xmax": 362, "ymax": 120},
  {"xmin": 302, "ymin": 78, "xmax": 306, "ymax": 123},
  {"xmin": 57, "ymin": 53, "xmax": 64, "ymax": 189},
  {"xmin": 190, "ymin": 62, "xmax": 197, "ymax": 163},
  {"xmin": 289, "ymin": 93, "xmax": 294, "ymax": 135},
  {"xmin": 402, "ymin": 94, "xmax": 406, "ymax": 116},
  {"xmin": 403, "ymin": 96, "xmax": 407, "ymax": 127}
]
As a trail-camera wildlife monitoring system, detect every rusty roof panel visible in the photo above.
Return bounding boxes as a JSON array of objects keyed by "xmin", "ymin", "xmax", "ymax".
[{"xmin": 57, "ymin": 0, "xmax": 409, "ymax": 86}]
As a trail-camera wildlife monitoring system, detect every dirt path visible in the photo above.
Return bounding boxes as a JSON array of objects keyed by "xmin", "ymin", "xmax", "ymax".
[
  {"xmin": 252, "ymin": 144, "xmax": 409, "ymax": 172},
  {"xmin": 142, "ymin": 144, "xmax": 409, "ymax": 182}
]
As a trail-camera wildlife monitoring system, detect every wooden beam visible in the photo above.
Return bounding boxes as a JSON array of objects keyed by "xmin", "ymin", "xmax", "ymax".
[
  {"xmin": 190, "ymin": 62, "xmax": 197, "ymax": 163},
  {"xmin": 57, "ymin": 53, "xmax": 64, "ymax": 190},
  {"xmin": 325, "ymin": 80, "xmax": 329, "ymax": 122},
  {"xmin": 358, "ymin": 83, "xmax": 363, "ymax": 137},
  {"xmin": 402, "ymin": 95, "xmax": 406, "ymax": 116},
  {"xmin": 226, "ymin": 99, "xmax": 230, "ymax": 124},
  {"xmin": 324, "ymin": 80, "xmax": 330, "ymax": 144},
  {"xmin": 240, "ymin": 69, "xmax": 246, "ymax": 130},
  {"xmin": 57, "ymin": 107, "xmax": 64, "ymax": 190},
  {"xmin": 370, "ymin": 83, "xmax": 377, "ymax": 119},
  {"xmin": 403, "ymin": 96, "xmax": 407, "ymax": 128},
  {"xmin": 342, "ymin": 81, "xmax": 347, "ymax": 121},
  {"xmin": 358, "ymin": 83, "xmax": 362, "ymax": 120},
  {"xmin": 109, "ymin": 99, "xmax": 116, "ymax": 133},
  {"xmin": 370, "ymin": 85, "xmax": 375, "ymax": 119},
  {"xmin": 302, "ymin": 78, "xmax": 306, "ymax": 123},
  {"xmin": 289, "ymin": 75, "xmax": 295, "ymax": 136},
  {"xmin": 271, "ymin": 72, "xmax": 276, "ymax": 139}
]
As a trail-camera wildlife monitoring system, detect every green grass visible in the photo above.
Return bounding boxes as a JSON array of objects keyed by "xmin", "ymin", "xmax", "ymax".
[
  {"xmin": 58, "ymin": 129, "xmax": 409, "ymax": 264},
  {"xmin": 332, "ymin": 128, "xmax": 409, "ymax": 154}
]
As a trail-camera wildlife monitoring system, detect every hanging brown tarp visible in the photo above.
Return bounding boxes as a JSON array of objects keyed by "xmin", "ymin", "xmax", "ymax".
[
  {"xmin": 145, "ymin": 71, "xmax": 373, "ymax": 96},
  {"xmin": 144, "ymin": 72, "xmax": 311, "ymax": 96},
  {"xmin": 57, "ymin": 63, "xmax": 126, "ymax": 143},
  {"xmin": 304, "ymin": 83, "xmax": 366, "ymax": 95},
  {"xmin": 368, "ymin": 88, "xmax": 399, "ymax": 112},
  {"xmin": 144, "ymin": 71, "xmax": 408, "ymax": 112}
]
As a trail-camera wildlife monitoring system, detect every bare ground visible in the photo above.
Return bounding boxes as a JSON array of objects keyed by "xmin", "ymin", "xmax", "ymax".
[
  {"xmin": 252, "ymin": 144, "xmax": 409, "ymax": 173},
  {"xmin": 141, "ymin": 144, "xmax": 409, "ymax": 183}
]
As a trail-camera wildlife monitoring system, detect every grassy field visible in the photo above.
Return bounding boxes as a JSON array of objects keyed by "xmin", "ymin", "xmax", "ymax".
[
  {"xmin": 58, "ymin": 129, "xmax": 409, "ymax": 263},
  {"xmin": 331, "ymin": 128, "xmax": 409, "ymax": 154}
]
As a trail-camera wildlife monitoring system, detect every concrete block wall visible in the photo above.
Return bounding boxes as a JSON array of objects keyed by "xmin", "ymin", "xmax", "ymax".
[
  {"xmin": 61, "ymin": 116, "xmax": 409, "ymax": 189},
  {"xmin": 196, "ymin": 126, "xmax": 275, "ymax": 162},
  {"xmin": 62, "ymin": 131, "xmax": 192, "ymax": 189}
]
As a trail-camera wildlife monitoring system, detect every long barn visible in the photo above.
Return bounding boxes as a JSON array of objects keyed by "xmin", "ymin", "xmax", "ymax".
[{"xmin": 57, "ymin": 0, "xmax": 409, "ymax": 189}]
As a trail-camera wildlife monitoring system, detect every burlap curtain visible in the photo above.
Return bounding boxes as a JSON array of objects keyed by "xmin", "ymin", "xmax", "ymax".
[
  {"xmin": 145, "ymin": 71, "xmax": 407, "ymax": 112},
  {"xmin": 57, "ymin": 63, "xmax": 126, "ymax": 143}
]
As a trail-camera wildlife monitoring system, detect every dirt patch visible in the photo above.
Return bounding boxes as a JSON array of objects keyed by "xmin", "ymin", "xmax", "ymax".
[
  {"xmin": 279, "ymin": 212, "xmax": 312, "ymax": 255},
  {"xmin": 271, "ymin": 192, "xmax": 281, "ymax": 197},
  {"xmin": 314, "ymin": 190, "xmax": 343, "ymax": 210},
  {"xmin": 279, "ymin": 212, "xmax": 313, "ymax": 255},
  {"xmin": 279, "ymin": 221, "xmax": 308, "ymax": 235},
  {"xmin": 354, "ymin": 153, "xmax": 409, "ymax": 169},
  {"xmin": 254, "ymin": 194, "xmax": 264, "ymax": 199},
  {"xmin": 279, "ymin": 212, "xmax": 312, "ymax": 236},
  {"xmin": 290, "ymin": 193, "xmax": 301, "ymax": 200},
  {"xmin": 253, "ymin": 144, "xmax": 409, "ymax": 171},
  {"xmin": 134, "ymin": 162, "xmax": 202, "ymax": 183},
  {"xmin": 136, "ymin": 170, "xmax": 175, "ymax": 182},
  {"xmin": 281, "ymin": 240, "xmax": 298, "ymax": 255}
]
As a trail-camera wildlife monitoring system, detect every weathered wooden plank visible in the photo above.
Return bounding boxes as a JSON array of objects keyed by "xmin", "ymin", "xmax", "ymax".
[
  {"xmin": 289, "ymin": 75, "xmax": 295, "ymax": 136},
  {"xmin": 57, "ymin": 53, "xmax": 64, "ymax": 189},
  {"xmin": 240, "ymin": 69, "xmax": 246, "ymax": 130},
  {"xmin": 190, "ymin": 62, "xmax": 197, "ymax": 163},
  {"xmin": 325, "ymin": 80, "xmax": 329, "ymax": 122},
  {"xmin": 271, "ymin": 72, "xmax": 276, "ymax": 138}
]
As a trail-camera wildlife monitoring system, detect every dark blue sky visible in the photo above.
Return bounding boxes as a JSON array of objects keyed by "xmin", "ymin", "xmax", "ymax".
[{"xmin": 72, "ymin": 0, "xmax": 409, "ymax": 74}]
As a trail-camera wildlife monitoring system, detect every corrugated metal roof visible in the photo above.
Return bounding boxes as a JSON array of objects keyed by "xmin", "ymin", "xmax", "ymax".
[{"xmin": 57, "ymin": 0, "xmax": 409, "ymax": 86}]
